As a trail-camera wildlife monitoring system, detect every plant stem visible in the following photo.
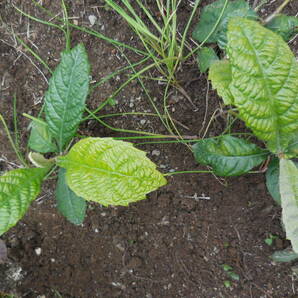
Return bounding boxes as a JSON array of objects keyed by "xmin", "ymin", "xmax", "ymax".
[
  {"xmin": 0, "ymin": 114, "xmax": 28, "ymax": 167},
  {"xmin": 264, "ymin": 0, "xmax": 292, "ymax": 23},
  {"xmin": 164, "ymin": 170, "xmax": 212, "ymax": 176},
  {"xmin": 61, "ymin": 0, "xmax": 71, "ymax": 50}
]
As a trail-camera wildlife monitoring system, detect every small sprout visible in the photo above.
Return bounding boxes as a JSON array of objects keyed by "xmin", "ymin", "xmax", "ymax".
[
  {"xmin": 227, "ymin": 271, "xmax": 240, "ymax": 281},
  {"xmin": 128, "ymin": 239, "xmax": 135, "ymax": 245},
  {"xmin": 222, "ymin": 264, "xmax": 240, "ymax": 283},
  {"xmin": 223, "ymin": 242, "xmax": 230, "ymax": 248},
  {"xmin": 222, "ymin": 264, "xmax": 233, "ymax": 271},
  {"xmin": 224, "ymin": 280, "xmax": 232, "ymax": 288},
  {"xmin": 264, "ymin": 234, "xmax": 278, "ymax": 246}
]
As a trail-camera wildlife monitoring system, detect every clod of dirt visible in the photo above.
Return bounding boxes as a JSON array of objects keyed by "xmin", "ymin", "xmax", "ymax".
[
  {"xmin": 126, "ymin": 256, "xmax": 143, "ymax": 270},
  {"xmin": 0, "ymin": 239, "xmax": 7, "ymax": 264}
]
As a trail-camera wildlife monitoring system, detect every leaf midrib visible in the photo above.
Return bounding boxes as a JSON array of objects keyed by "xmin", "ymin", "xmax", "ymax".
[{"xmin": 61, "ymin": 159, "xmax": 146, "ymax": 180}]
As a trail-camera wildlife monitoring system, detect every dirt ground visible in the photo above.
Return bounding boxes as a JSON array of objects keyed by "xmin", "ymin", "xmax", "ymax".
[{"xmin": 1, "ymin": 0, "xmax": 298, "ymax": 297}]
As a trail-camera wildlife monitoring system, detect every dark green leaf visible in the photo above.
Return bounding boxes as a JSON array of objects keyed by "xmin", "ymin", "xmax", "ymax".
[
  {"xmin": 28, "ymin": 119, "xmax": 57, "ymax": 153},
  {"xmin": 271, "ymin": 249, "xmax": 298, "ymax": 263},
  {"xmin": 193, "ymin": 135, "xmax": 269, "ymax": 176},
  {"xmin": 55, "ymin": 168, "xmax": 86, "ymax": 225},
  {"xmin": 265, "ymin": 158, "xmax": 281, "ymax": 205},
  {"xmin": 192, "ymin": 0, "xmax": 257, "ymax": 48},
  {"xmin": 45, "ymin": 44, "xmax": 90, "ymax": 151},
  {"xmin": 197, "ymin": 47, "xmax": 219, "ymax": 73},
  {"xmin": 266, "ymin": 15, "xmax": 298, "ymax": 41}
]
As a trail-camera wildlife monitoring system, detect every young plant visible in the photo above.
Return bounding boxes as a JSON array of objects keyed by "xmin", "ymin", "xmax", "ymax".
[
  {"xmin": 192, "ymin": 18, "xmax": 298, "ymax": 254},
  {"xmin": 0, "ymin": 44, "xmax": 166, "ymax": 235},
  {"xmin": 104, "ymin": 0, "xmax": 199, "ymax": 84}
]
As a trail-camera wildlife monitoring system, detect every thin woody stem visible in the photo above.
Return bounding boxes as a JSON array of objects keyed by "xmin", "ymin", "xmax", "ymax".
[{"xmin": 264, "ymin": 0, "xmax": 292, "ymax": 23}]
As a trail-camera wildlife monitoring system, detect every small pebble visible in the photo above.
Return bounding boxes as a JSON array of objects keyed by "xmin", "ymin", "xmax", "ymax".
[
  {"xmin": 88, "ymin": 15, "xmax": 97, "ymax": 26},
  {"xmin": 152, "ymin": 149, "xmax": 160, "ymax": 156},
  {"xmin": 35, "ymin": 247, "xmax": 42, "ymax": 256},
  {"xmin": 0, "ymin": 239, "xmax": 7, "ymax": 264},
  {"xmin": 140, "ymin": 119, "xmax": 146, "ymax": 125}
]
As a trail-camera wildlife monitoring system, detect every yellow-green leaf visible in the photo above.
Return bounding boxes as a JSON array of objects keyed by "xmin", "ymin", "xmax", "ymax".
[
  {"xmin": 227, "ymin": 18, "xmax": 298, "ymax": 153},
  {"xmin": 209, "ymin": 60, "xmax": 234, "ymax": 105},
  {"xmin": 0, "ymin": 168, "xmax": 48, "ymax": 235},
  {"xmin": 57, "ymin": 138, "xmax": 167, "ymax": 206}
]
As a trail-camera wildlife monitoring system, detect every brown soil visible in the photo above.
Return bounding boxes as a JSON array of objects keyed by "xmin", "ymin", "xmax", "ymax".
[{"xmin": 1, "ymin": 0, "xmax": 298, "ymax": 297}]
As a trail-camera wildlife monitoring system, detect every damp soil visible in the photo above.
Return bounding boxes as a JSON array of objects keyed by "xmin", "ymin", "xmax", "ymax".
[{"xmin": 1, "ymin": 0, "xmax": 298, "ymax": 297}]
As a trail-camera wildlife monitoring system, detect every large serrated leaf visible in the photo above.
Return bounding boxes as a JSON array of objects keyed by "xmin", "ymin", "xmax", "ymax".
[
  {"xmin": 28, "ymin": 119, "xmax": 57, "ymax": 153},
  {"xmin": 192, "ymin": 0, "xmax": 257, "ymax": 48},
  {"xmin": 0, "ymin": 167, "xmax": 48, "ymax": 235},
  {"xmin": 56, "ymin": 137, "xmax": 167, "ymax": 206},
  {"xmin": 45, "ymin": 44, "xmax": 90, "ymax": 151},
  {"xmin": 279, "ymin": 159, "xmax": 298, "ymax": 253},
  {"xmin": 227, "ymin": 18, "xmax": 298, "ymax": 153},
  {"xmin": 193, "ymin": 135, "xmax": 268, "ymax": 176},
  {"xmin": 209, "ymin": 60, "xmax": 234, "ymax": 105},
  {"xmin": 55, "ymin": 168, "xmax": 86, "ymax": 225},
  {"xmin": 266, "ymin": 15, "xmax": 298, "ymax": 41}
]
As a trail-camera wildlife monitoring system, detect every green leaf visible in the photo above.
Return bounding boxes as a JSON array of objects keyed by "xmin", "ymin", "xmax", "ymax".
[
  {"xmin": 271, "ymin": 249, "xmax": 298, "ymax": 263},
  {"xmin": 55, "ymin": 168, "xmax": 86, "ymax": 225},
  {"xmin": 265, "ymin": 159, "xmax": 298, "ymax": 205},
  {"xmin": 222, "ymin": 264, "xmax": 233, "ymax": 271},
  {"xmin": 286, "ymin": 134, "xmax": 298, "ymax": 157},
  {"xmin": 279, "ymin": 159, "xmax": 298, "ymax": 253},
  {"xmin": 209, "ymin": 60, "xmax": 234, "ymax": 105},
  {"xmin": 28, "ymin": 119, "xmax": 57, "ymax": 153},
  {"xmin": 197, "ymin": 47, "xmax": 219, "ymax": 73},
  {"xmin": 266, "ymin": 15, "xmax": 298, "ymax": 41},
  {"xmin": 227, "ymin": 271, "xmax": 240, "ymax": 281},
  {"xmin": 57, "ymin": 137, "xmax": 167, "ymax": 206},
  {"xmin": 265, "ymin": 158, "xmax": 281, "ymax": 205},
  {"xmin": 0, "ymin": 168, "xmax": 48, "ymax": 235},
  {"xmin": 45, "ymin": 44, "xmax": 90, "ymax": 151},
  {"xmin": 193, "ymin": 135, "xmax": 268, "ymax": 176},
  {"xmin": 223, "ymin": 280, "xmax": 232, "ymax": 288},
  {"xmin": 192, "ymin": 0, "xmax": 257, "ymax": 48},
  {"xmin": 28, "ymin": 152, "xmax": 55, "ymax": 168},
  {"xmin": 227, "ymin": 18, "xmax": 298, "ymax": 153}
]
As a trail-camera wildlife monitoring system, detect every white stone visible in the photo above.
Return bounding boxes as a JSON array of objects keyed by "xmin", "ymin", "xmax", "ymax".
[
  {"xmin": 152, "ymin": 149, "xmax": 160, "ymax": 156},
  {"xmin": 88, "ymin": 15, "xmax": 97, "ymax": 26},
  {"xmin": 35, "ymin": 247, "xmax": 42, "ymax": 256}
]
